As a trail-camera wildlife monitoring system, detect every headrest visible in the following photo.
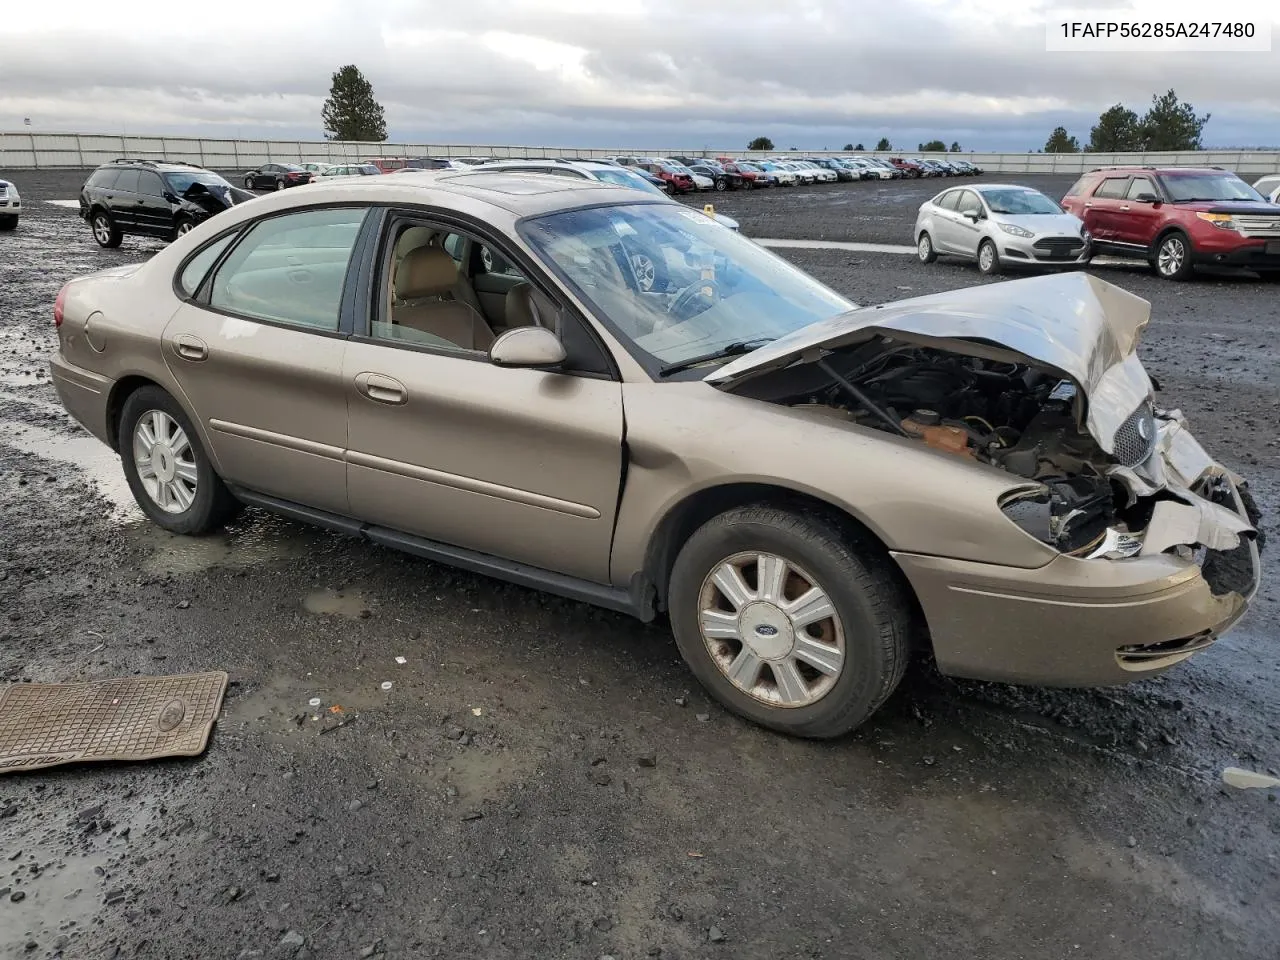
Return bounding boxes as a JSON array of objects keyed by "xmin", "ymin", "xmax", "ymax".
[
  {"xmin": 395, "ymin": 247, "xmax": 458, "ymax": 299},
  {"xmin": 504, "ymin": 283, "xmax": 542, "ymax": 328}
]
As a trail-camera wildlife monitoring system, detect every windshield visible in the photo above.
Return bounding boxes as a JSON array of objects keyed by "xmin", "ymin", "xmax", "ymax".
[
  {"xmin": 162, "ymin": 171, "xmax": 231, "ymax": 193},
  {"xmin": 520, "ymin": 203, "xmax": 853, "ymax": 370},
  {"xmin": 1160, "ymin": 173, "xmax": 1263, "ymax": 202},
  {"xmin": 738, "ymin": 162, "xmax": 761, "ymax": 172},
  {"xmin": 758, "ymin": 162, "xmax": 778, "ymax": 170},
  {"xmin": 593, "ymin": 168, "xmax": 664, "ymax": 195},
  {"xmin": 982, "ymin": 188, "xmax": 1062, "ymax": 215},
  {"xmin": 358, "ymin": 165, "xmax": 380, "ymax": 174}
]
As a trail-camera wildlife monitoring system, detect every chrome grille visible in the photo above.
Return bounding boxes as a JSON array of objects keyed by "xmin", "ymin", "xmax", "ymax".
[
  {"xmin": 1233, "ymin": 215, "xmax": 1280, "ymax": 238},
  {"xmin": 1113, "ymin": 403, "xmax": 1156, "ymax": 467}
]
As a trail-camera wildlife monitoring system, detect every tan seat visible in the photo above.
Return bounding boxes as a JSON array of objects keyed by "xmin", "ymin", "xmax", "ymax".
[
  {"xmin": 503, "ymin": 282, "xmax": 556, "ymax": 330},
  {"xmin": 392, "ymin": 247, "xmax": 496, "ymax": 351}
]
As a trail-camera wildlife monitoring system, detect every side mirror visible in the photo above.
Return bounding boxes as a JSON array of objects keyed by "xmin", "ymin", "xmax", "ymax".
[
  {"xmin": 489, "ymin": 326, "xmax": 567, "ymax": 369},
  {"xmin": 964, "ymin": 210, "xmax": 981, "ymax": 222},
  {"xmin": 1135, "ymin": 192, "xmax": 1159, "ymax": 204}
]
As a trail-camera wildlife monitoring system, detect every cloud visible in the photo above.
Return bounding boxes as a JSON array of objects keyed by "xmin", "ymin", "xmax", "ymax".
[{"xmin": 0, "ymin": 0, "xmax": 1276, "ymax": 149}]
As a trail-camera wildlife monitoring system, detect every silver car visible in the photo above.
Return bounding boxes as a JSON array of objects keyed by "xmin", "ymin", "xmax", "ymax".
[
  {"xmin": 0, "ymin": 177, "xmax": 20, "ymax": 230},
  {"xmin": 915, "ymin": 183, "xmax": 1091, "ymax": 275}
]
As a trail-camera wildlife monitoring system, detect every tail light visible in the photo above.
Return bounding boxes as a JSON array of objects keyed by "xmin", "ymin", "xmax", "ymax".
[{"xmin": 53, "ymin": 283, "xmax": 68, "ymax": 328}]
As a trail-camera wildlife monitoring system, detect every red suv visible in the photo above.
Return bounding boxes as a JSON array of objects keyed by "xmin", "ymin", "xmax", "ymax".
[
  {"xmin": 1061, "ymin": 166, "xmax": 1280, "ymax": 281},
  {"xmin": 889, "ymin": 158, "xmax": 924, "ymax": 177},
  {"xmin": 637, "ymin": 161, "xmax": 695, "ymax": 194}
]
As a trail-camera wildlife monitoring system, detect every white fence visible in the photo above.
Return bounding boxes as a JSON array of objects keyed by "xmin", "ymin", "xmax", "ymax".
[{"xmin": 4, "ymin": 131, "xmax": 1280, "ymax": 177}]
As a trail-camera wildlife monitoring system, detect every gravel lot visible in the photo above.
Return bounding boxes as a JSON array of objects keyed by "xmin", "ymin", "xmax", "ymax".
[{"xmin": 1, "ymin": 171, "xmax": 1278, "ymax": 960}]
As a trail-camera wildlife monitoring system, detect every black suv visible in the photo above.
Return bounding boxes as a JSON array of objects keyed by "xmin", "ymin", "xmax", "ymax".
[{"xmin": 78, "ymin": 159, "xmax": 252, "ymax": 248}]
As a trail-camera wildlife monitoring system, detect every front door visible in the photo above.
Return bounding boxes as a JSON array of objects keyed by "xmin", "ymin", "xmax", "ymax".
[
  {"xmin": 344, "ymin": 216, "xmax": 624, "ymax": 582},
  {"xmin": 135, "ymin": 170, "xmax": 174, "ymax": 237},
  {"xmin": 162, "ymin": 205, "xmax": 372, "ymax": 514},
  {"xmin": 952, "ymin": 190, "xmax": 986, "ymax": 257},
  {"xmin": 1113, "ymin": 175, "xmax": 1164, "ymax": 249}
]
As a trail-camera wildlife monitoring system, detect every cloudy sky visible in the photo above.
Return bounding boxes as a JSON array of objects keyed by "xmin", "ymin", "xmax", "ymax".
[{"xmin": 1, "ymin": 0, "xmax": 1277, "ymax": 150}]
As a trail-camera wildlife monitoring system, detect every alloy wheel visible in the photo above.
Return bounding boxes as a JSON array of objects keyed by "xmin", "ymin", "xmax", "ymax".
[
  {"xmin": 92, "ymin": 216, "xmax": 112, "ymax": 245},
  {"xmin": 1158, "ymin": 237, "xmax": 1185, "ymax": 276},
  {"xmin": 918, "ymin": 234, "xmax": 932, "ymax": 262},
  {"xmin": 176, "ymin": 221, "xmax": 194, "ymax": 236},
  {"xmin": 132, "ymin": 410, "xmax": 198, "ymax": 514},
  {"xmin": 697, "ymin": 551, "xmax": 846, "ymax": 708}
]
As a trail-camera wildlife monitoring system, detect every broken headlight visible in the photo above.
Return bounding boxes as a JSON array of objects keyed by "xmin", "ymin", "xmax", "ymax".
[{"xmin": 1000, "ymin": 477, "xmax": 1115, "ymax": 555}]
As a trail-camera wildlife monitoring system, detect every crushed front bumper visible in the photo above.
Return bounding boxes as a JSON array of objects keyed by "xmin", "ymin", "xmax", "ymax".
[{"xmin": 893, "ymin": 470, "xmax": 1260, "ymax": 687}]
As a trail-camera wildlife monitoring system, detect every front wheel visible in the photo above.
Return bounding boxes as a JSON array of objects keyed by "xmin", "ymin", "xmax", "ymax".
[
  {"xmin": 714, "ymin": 178, "xmax": 727, "ymax": 192},
  {"xmin": 1258, "ymin": 271, "xmax": 1280, "ymax": 283},
  {"xmin": 977, "ymin": 238, "xmax": 1002, "ymax": 275},
  {"xmin": 917, "ymin": 231, "xmax": 937, "ymax": 264},
  {"xmin": 119, "ymin": 386, "xmax": 242, "ymax": 535},
  {"xmin": 173, "ymin": 217, "xmax": 195, "ymax": 240},
  {"xmin": 275, "ymin": 179, "xmax": 287, "ymax": 191},
  {"xmin": 1152, "ymin": 231, "xmax": 1193, "ymax": 280},
  {"xmin": 668, "ymin": 505, "xmax": 911, "ymax": 739},
  {"xmin": 0, "ymin": 215, "xmax": 17, "ymax": 231},
  {"xmin": 91, "ymin": 210, "xmax": 122, "ymax": 248}
]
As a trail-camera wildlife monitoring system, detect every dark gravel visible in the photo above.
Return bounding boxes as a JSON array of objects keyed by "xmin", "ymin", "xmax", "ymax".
[{"xmin": 1, "ymin": 171, "xmax": 1278, "ymax": 960}]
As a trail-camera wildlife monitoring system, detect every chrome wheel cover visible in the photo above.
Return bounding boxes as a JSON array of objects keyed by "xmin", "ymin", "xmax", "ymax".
[
  {"xmin": 917, "ymin": 234, "xmax": 932, "ymax": 261},
  {"xmin": 979, "ymin": 243, "xmax": 994, "ymax": 271},
  {"xmin": 698, "ymin": 551, "xmax": 846, "ymax": 708},
  {"xmin": 1158, "ymin": 237, "xmax": 1185, "ymax": 276},
  {"xmin": 133, "ymin": 410, "xmax": 198, "ymax": 514}
]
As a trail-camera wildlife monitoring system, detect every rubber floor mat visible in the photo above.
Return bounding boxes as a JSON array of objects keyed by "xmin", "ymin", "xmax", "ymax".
[{"xmin": 0, "ymin": 671, "xmax": 228, "ymax": 774}]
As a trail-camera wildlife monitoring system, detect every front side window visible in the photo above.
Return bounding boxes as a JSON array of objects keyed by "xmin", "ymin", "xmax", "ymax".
[
  {"xmin": 956, "ymin": 191, "xmax": 983, "ymax": 216},
  {"xmin": 137, "ymin": 171, "xmax": 165, "ymax": 197},
  {"xmin": 1125, "ymin": 177, "xmax": 1157, "ymax": 200},
  {"xmin": 208, "ymin": 207, "xmax": 368, "ymax": 331},
  {"xmin": 520, "ymin": 202, "xmax": 852, "ymax": 371}
]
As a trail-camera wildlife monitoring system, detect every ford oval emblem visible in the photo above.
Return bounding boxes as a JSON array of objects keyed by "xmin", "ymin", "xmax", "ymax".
[{"xmin": 755, "ymin": 624, "xmax": 779, "ymax": 637}]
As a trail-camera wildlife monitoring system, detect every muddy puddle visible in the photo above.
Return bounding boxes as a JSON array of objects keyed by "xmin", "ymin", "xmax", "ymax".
[
  {"xmin": 303, "ymin": 587, "xmax": 374, "ymax": 618},
  {"xmin": 0, "ymin": 418, "xmax": 138, "ymax": 518}
]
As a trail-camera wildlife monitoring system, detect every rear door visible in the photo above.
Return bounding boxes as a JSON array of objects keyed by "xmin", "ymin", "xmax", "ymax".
[
  {"xmin": 162, "ymin": 205, "xmax": 373, "ymax": 513},
  {"xmin": 109, "ymin": 169, "xmax": 141, "ymax": 228},
  {"xmin": 1081, "ymin": 175, "xmax": 1130, "ymax": 244},
  {"xmin": 1114, "ymin": 175, "xmax": 1163, "ymax": 249},
  {"xmin": 134, "ymin": 170, "xmax": 174, "ymax": 237}
]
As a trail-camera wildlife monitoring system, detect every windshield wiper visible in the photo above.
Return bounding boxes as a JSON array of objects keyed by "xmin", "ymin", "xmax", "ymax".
[
  {"xmin": 1171, "ymin": 197, "xmax": 1253, "ymax": 203},
  {"xmin": 658, "ymin": 337, "xmax": 776, "ymax": 377}
]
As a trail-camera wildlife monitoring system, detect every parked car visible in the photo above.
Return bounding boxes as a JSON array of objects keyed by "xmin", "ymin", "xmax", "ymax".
[
  {"xmin": 637, "ymin": 161, "xmax": 696, "ymax": 194},
  {"xmin": 300, "ymin": 163, "xmax": 333, "ymax": 177},
  {"xmin": 1251, "ymin": 174, "xmax": 1280, "ymax": 204},
  {"xmin": 843, "ymin": 158, "xmax": 883, "ymax": 180},
  {"xmin": 777, "ymin": 161, "xmax": 817, "ymax": 185},
  {"xmin": 688, "ymin": 163, "xmax": 740, "ymax": 191},
  {"xmin": 755, "ymin": 161, "xmax": 797, "ymax": 186},
  {"xmin": 78, "ymin": 160, "xmax": 253, "ymax": 248},
  {"xmin": 244, "ymin": 163, "xmax": 312, "ymax": 190},
  {"xmin": 915, "ymin": 183, "xmax": 1091, "ymax": 275},
  {"xmin": 363, "ymin": 157, "xmax": 433, "ymax": 173},
  {"xmin": 867, "ymin": 158, "xmax": 904, "ymax": 178},
  {"xmin": 320, "ymin": 164, "xmax": 382, "ymax": 178},
  {"xmin": 1061, "ymin": 166, "xmax": 1280, "ymax": 281},
  {"xmin": 0, "ymin": 177, "xmax": 20, "ymax": 230},
  {"xmin": 47, "ymin": 173, "xmax": 1260, "ymax": 738},
  {"xmin": 889, "ymin": 158, "xmax": 924, "ymax": 177},
  {"xmin": 723, "ymin": 161, "xmax": 771, "ymax": 188}
]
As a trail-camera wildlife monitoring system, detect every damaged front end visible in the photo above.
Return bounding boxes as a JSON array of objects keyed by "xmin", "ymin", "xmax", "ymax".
[{"xmin": 709, "ymin": 272, "xmax": 1262, "ymax": 609}]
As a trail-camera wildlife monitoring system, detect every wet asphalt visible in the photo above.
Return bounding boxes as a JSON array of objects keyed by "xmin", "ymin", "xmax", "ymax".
[{"xmin": 1, "ymin": 171, "xmax": 1278, "ymax": 960}]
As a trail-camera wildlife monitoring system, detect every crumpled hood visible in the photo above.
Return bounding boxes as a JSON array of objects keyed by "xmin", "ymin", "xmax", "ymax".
[{"xmin": 707, "ymin": 271, "xmax": 1152, "ymax": 455}]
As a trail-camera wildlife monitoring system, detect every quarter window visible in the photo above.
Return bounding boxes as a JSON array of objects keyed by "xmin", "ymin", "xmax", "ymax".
[
  {"xmin": 178, "ymin": 233, "xmax": 237, "ymax": 297},
  {"xmin": 208, "ymin": 208, "xmax": 369, "ymax": 331},
  {"xmin": 88, "ymin": 168, "xmax": 121, "ymax": 189}
]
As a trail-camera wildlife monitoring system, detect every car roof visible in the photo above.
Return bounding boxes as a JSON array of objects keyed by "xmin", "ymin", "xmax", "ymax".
[
  {"xmin": 969, "ymin": 183, "xmax": 1047, "ymax": 193},
  {"xmin": 290, "ymin": 169, "xmax": 663, "ymax": 217},
  {"xmin": 95, "ymin": 160, "xmax": 213, "ymax": 173}
]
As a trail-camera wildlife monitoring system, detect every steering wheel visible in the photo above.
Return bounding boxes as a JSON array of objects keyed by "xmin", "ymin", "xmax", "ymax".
[{"xmin": 667, "ymin": 276, "xmax": 722, "ymax": 317}]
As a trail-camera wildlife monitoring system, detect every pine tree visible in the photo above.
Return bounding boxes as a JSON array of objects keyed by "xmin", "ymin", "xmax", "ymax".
[
  {"xmin": 747, "ymin": 136, "xmax": 774, "ymax": 151},
  {"xmin": 1088, "ymin": 104, "xmax": 1142, "ymax": 152},
  {"xmin": 875, "ymin": 137, "xmax": 891, "ymax": 151},
  {"xmin": 1141, "ymin": 90, "xmax": 1210, "ymax": 151},
  {"xmin": 1044, "ymin": 126, "xmax": 1080, "ymax": 153},
  {"xmin": 321, "ymin": 65, "xmax": 388, "ymax": 142}
]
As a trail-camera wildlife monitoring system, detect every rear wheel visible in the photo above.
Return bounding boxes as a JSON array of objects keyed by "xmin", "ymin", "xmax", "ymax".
[
  {"xmin": 668, "ymin": 505, "xmax": 911, "ymax": 739},
  {"xmin": 119, "ymin": 386, "xmax": 242, "ymax": 535},
  {"xmin": 977, "ymin": 239, "xmax": 1002, "ymax": 275},
  {"xmin": 275, "ymin": 179, "xmax": 287, "ymax": 191},
  {"xmin": 244, "ymin": 176, "xmax": 255, "ymax": 190},
  {"xmin": 0, "ymin": 215, "xmax": 16, "ymax": 231},
  {"xmin": 1256, "ymin": 271, "xmax": 1280, "ymax": 283},
  {"xmin": 91, "ymin": 210, "xmax": 122, "ymax": 248},
  {"xmin": 917, "ymin": 231, "xmax": 937, "ymax": 264},
  {"xmin": 1152, "ymin": 231, "xmax": 1193, "ymax": 280}
]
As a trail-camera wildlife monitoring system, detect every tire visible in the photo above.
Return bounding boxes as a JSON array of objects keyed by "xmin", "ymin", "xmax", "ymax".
[
  {"xmin": 917, "ymin": 231, "xmax": 937, "ymax": 264},
  {"xmin": 977, "ymin": 239, "xmax": 1002, "ymax": 275},
  {"xmin": 118, "ymin": 386, "xmax": 242, "ymax": 535},
  {"xmin": 668, "ymin": 504, "xmax": 911, "ymax": 739},
  {"xmin": 90, "ymin": 210, "xmax": 122, "ymax": 248},
  {"xmin": 275, "ymin": 179, "xmax": 287, "ymax": 191},
  {"xmin": 1256, "ymin": 270, "xmax": 1280, "ymax": 283},
  {"xmin": 0, "ymin": 215, "xmax": 17, "ymax": 231},
  {"xmin": 245, "ymin": 177, "xmax": 255, "ymax": 190},
  {"xmin": 664, "ymin": 181, "xmax": 675, "ymax": 195},
  {"xmin": 173, "ymin": 217, "xmax": 195, "ymax": 240},
  {"xmin": 1152, "ymin": 231, "xmax": 1193, "ymax": 281},
  {"xmin": 714, "ymin": 178, "xmax": 727, "ymax": 192}
]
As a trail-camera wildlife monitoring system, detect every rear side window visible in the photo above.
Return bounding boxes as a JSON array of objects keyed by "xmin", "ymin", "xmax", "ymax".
[
  {"xmin": 88, "ymin": 168, "xmax": 122, "ymax": 189},
  {"xmin": 208, "ymin": 208, "xmax": 369, "ymax": 331},
  {"xmin": 178, "ymin": 233, "xmax": 237, "ymax": 297},
  {"xmin": 115, "ymin": 170, "xmax": 141, "ymax": 193},
  {"xmin": 1094, "ymin": 177, "xmax": 1129, "ymax": 199}
]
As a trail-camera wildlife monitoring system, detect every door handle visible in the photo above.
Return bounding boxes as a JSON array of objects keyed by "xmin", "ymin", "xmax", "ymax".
[
  {"xmin": 1120, "ymin": 204, "xmax": 1130, "ymax": 211},
  {"xmin": 1084, "ymin": 202, "xmax": 1093, "ymax": 207},
  {"xmin": 171, "ymin": 335, "xmax": 208, "ymax": 361},
  {"xmin": 354, "ymin": 372, "xmax": 406, "ymax": 405}
]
